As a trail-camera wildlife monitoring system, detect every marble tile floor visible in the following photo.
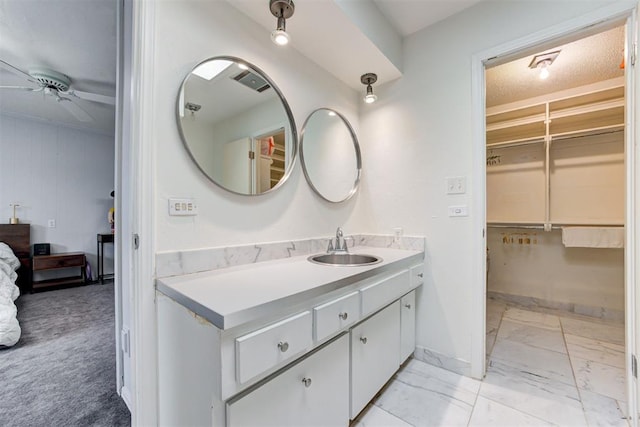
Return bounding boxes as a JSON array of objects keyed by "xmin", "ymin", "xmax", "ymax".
[{"xmin": 352, "ymin": 300, "xmax": 627, "ymax": 426}]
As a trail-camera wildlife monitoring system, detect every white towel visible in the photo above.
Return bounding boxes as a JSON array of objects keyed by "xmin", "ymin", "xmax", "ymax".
[{"xmin": 562, "ymin": 227, "xmax": 624, "ymax": 248}]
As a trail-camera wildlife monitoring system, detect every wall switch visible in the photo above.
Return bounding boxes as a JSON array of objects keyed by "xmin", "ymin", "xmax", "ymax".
[
  {"xmin": 169, "ymin": 198, "xmax": 198, "ymax": 216},
  {"xmin": 448, "ymin": 205, "xmax": 468, "ymax": 217},
  {"xmin": 446, "ymin": 176, "xmax": 466, "ymax": 194},
  {"xmin": 47, "ymin": 219, "xmax": 56, "ymax": 228}
]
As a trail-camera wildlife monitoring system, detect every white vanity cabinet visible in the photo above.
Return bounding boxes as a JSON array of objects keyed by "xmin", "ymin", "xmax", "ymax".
[
  {"xmin": 350, "ymin": 301, "xmax": 401, "ymax": 419},
  {"xmin": 227, "ymin": 334, "xmax": 350, "ymax": 427},
  {"xmin": 157, "ymin": 247, "xmax": 424, "ymax": 427}
]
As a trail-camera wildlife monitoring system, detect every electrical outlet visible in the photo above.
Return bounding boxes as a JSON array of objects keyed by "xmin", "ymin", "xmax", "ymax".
[
  {"xmin": 169, "ymin": 198, "xmax": 198, "ymax": 216},
  {"xmin": 446, "ymin": 176, "xmax": 466, "ymax": 194},
  {"xmin": 448, "ymin": 205, "xmax": 468, "ymax": 217},
  {"xmin": 393, "ymin": 227, "xmax": 403, "ymax": 244},
  {"xmin": 47, "ymin": 219, "xmax": 56, "ymax": 228}
]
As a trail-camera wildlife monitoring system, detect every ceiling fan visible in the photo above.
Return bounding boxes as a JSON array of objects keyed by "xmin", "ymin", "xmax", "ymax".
[{"xmin": 0, "ymin": 59, "xmax": 115, "ymax": 122}]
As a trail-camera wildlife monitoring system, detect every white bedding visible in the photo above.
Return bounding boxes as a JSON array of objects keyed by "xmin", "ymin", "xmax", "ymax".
[{"xmin": 0, "ymin": 242, "xmax": 21, "ymax": 347}]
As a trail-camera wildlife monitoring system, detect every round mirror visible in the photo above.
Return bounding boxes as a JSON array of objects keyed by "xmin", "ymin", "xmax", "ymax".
[
  {"xmin": 177, "ymin": 56, "xmax": 297, "ymax": 195},
  {"xmin": 300, "ymin": 108, "xmax": 361, "ymax": 203}
]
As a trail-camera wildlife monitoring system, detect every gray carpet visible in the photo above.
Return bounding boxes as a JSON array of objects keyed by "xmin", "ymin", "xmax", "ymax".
[{"xmin": 0, "ymin": 283, "xmax": 131, "ymax": 426}]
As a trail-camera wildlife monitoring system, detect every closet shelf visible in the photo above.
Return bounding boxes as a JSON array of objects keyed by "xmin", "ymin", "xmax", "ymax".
[{"xmin": 486, "ymin": 79, "xmax": 624, "ymax": 147}]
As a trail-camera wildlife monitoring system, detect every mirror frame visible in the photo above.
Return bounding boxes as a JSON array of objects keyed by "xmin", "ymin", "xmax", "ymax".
[
  {"xmin": 176, "ymin": 55, "xmax": 298, "ymax": 196},
  {"xmin": 300, "ymin": 108, "xmax": 362, "ymax": 203}
]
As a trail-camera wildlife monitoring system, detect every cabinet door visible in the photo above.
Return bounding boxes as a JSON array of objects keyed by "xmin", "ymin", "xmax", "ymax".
[
  {"xmin": 227, "ymin": 334, "xmax": 349, "ymax": 427},
  {"xmin": 400, "ymin": 291, "xmax": 416, "ymax": 362},
  {"xmin": 350, "ymin": 301, "xmax": 400, "ymax": 419}
]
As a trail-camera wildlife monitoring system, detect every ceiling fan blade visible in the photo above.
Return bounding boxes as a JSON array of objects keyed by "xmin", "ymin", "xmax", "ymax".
[
  {"xmin": 0, "ymin": 85, "xmax": 39, "ymax": 91},
  {"xmin": 57, "ymin": 96, "xmax": 93, "ymax": 122},
  {"xmin": 0, "ymin": 59, "xmax": 39, "ymax": 85},
  {"xmin": 65, "ymin": 89, "xmax": 116, "ymax": 106}
]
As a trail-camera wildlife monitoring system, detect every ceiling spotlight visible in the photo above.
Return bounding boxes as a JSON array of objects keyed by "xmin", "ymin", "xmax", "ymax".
[
  {"xmin": 361, "ymin": 73, "xmax": 378, "ymax": 104},
  {"xmin": 270, "ymin": 0, "xmax": 295, "ymax": 46},
  {"xmin": 529, "ymin": 50, "xmax": 560, "ymax": 81},
  {"xmin": 538, "ymin": 60, "xmax": 551, "ymax": 80}
]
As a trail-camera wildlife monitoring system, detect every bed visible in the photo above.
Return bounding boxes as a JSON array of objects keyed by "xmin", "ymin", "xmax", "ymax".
[{"xmin": 0, "ymin": 224, "xmax": 30, "ymax": 347}]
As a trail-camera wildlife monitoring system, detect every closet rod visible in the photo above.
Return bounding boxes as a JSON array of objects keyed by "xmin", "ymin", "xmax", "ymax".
[
  {"xmin": 487, "ymin": 224, "xmax": 550, "ymax": 230},
  {"xmin": 487, "ymin": 223, "xmax": 623, "ymax": 230}
]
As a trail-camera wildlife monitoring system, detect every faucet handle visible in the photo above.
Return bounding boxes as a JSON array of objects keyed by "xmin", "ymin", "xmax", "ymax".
[{"xmin": 327, "ymin": 240, "xmax": 334, "ymax": 253}]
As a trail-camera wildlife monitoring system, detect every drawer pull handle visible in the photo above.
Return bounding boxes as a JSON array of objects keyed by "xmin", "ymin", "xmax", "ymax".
[
  {"xmin": 338, "ymin": 312, "xmax": 348, "ymax": 321},
  {"xmin": 360, "ymin": 337, "xmax": 367, "ymax": 344},
  {"xmin": 302, "ymin": 377, "xmax": 312, "ymax": 388},
  {"xmin": 277, "ymin": 341, "xmax": 289, "ymax": 352},
  {"xmin": 417, "ymin": 273, "xmax": 424, "ymax": 278},
  {"xmin": 404, "ymin": 303, "xmax": 412, "ymax": 309}
]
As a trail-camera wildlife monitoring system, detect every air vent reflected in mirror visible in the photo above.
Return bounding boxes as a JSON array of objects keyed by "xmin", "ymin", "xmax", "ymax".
[{"xmin": 232, "ymin": 70, "xmax": 271, "ymax": 93}]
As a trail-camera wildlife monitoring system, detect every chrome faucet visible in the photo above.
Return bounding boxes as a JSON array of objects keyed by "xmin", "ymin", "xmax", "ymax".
[{"xmin": 327, "ymin": 227, "xmax": 349, "ymax": 254}]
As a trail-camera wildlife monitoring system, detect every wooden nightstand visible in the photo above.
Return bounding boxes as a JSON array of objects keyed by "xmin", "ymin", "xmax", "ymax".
[{"xmin": 32, "ymin": 252, "xmax": 86, "ymax": 291}]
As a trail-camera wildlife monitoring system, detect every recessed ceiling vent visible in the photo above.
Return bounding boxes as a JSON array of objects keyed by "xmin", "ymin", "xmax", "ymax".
[{"xmin": 232, "ymin": 70, "xmax": 271, "ymax": 93}]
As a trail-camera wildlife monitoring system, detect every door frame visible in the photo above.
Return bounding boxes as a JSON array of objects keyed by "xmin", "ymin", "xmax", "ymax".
[{"xmin": 470, "ymin": 2, "xmax": 639, "ymax": 423}]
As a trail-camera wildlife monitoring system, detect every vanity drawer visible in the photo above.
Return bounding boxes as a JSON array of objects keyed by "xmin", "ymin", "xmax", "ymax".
[
  {"xmin": 360, "ymin": 270, "xmax": 410, "ymax": 316},
  {"xmin": 410, "ymin": 263, "xmax": 424, "ymax": 288},
  {"xmin": 236, "ymin": 311, "xmax": 312, "ymax": 384},
  {"xmin": 313, "ymin": 291, "xmax": 360, "ymax": 342}
]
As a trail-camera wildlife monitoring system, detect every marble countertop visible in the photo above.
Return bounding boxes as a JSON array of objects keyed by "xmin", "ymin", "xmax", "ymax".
[{"xmin": 156, "ymin": 246, "xmax": 423, "ymax": 330}]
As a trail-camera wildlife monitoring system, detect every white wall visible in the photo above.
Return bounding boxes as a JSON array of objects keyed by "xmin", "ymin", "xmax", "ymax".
[
  {"xmin": 487, "ymin": 228, "xmax": 624, "ymax": 313},
  {"xmin": 151, "ymin": 0, "xmax": 373, "ymax": 253},
  {"xmin": 0, "ymin": 114, "xmax": 115, "ymax": 279},
  {"xmin": 358, "ymin": 0, "xmax": 634, "ymax": 373}
]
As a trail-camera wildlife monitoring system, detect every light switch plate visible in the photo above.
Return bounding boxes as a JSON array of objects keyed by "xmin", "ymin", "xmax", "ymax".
[
  {"xmin": 169, "ymin": 198, "xmax": 198, "ymax": 216},
  {"xmin": 446, "ymin": 176, "xmax": 466, "ymax": 194},
  {"xmin": 448, "ymin": 205, "xmax": 468, "ymax": 217}
]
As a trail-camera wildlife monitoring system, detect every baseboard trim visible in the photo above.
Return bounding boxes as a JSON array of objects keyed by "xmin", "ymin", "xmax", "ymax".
[
  {"xmin": 120, "ymin": 385, "xmax": 133, "ymax": 412},
  {"xmin": 487, "ymin": 291, "xmax": 624, "ymax": 323},
  {"xmin": 413, "ymin": 346, "xmax": 471, "ymax": 377}
]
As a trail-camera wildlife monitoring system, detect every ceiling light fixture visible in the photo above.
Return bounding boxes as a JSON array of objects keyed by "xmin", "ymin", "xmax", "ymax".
[
  {"xmin": 270, "ymin": 0, "xmax": 295, "ymax": 46},
  {"xmin": 361, "ymin": 73, "xmax": 378, "ymax": 104},
  {"xmin": 528, "ymin": 50, "xmax": 560, "ymax": 80}
]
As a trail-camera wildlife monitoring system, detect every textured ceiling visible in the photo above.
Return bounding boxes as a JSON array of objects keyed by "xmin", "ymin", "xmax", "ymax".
[
  {"xmin": 0, "ymin": 0, "xmax": 117, "ymax": 134},
  {"xmin": 486, "ymin": 25, "xmax": 625, "ymax": 107}
]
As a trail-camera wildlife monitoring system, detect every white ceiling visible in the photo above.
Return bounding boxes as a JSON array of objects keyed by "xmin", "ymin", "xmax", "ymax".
[
  {"xmin": 0, "ymin": 0, "xmax": 625, "ymax": 132},
  {"xmin": 373, "ymin": 0, "xmax": 484, "ymax": 36},
  {"xmin": 0, "ymin": 0, "xmax": 117, "ymax": 134}
]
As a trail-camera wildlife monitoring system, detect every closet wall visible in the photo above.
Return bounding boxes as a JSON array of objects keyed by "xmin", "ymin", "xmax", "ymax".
[{"xmin": 486, "ymin": 78, "xmax": 625, "ymax": 320}]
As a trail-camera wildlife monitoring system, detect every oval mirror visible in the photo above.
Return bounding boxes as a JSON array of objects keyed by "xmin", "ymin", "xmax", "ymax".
[
  {"xmin": 300, "ymin": 108, "xmax": 361, "ymax": 203},
  {"xmin": 177, "ymin": 56, "xmax": 297, "ymax": 195}
]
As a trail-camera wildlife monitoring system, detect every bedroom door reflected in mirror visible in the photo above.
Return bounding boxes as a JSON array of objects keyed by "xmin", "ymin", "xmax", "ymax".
[{"xmin": 223, "ymin": 128, "xmax": 286, "ymax": 194}]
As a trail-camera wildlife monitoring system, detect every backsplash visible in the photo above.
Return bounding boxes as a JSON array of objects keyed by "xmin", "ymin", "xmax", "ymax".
[{"xmin": 155, "ymin": 234, "xmax": 425, "ymax": 278}]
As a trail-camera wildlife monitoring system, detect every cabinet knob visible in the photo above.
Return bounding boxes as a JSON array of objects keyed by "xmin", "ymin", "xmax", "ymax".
[
  {"xmin": 360, "ymin": 337, "xmax": 367, "ymax": 344},
  {"xmin": 417, "ymin": 273, "xmax": 424, "ymax": 278},
  {"xmin": 338, "ymin": 312, "xmax": 348, "ymax": 321},
  {"xmin": 404, "ymin": 303, "xmax": 412, "ymax": 309},
  {"xmin": 302, "ymin": 377, "xmax": 312, "ymax": 388},
  {"xmin": 277, "ymin": 341, "xmax": 289, "ymax": 352}
]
